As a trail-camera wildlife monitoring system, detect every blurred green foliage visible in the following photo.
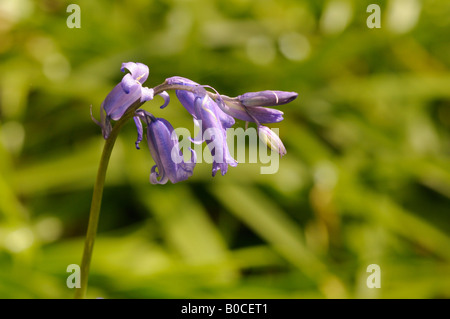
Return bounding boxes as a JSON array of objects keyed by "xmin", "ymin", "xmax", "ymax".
[{"xmin": 0, "ymin": 0, "xmax": 450, "ymax": 298}]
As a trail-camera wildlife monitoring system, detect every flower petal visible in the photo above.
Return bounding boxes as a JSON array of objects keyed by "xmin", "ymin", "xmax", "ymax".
[
  {"xmin": 103, "ymin": 83, "xmax": 141, "ymax": 120},
  {"xmin": 133, "ymin": 115, "xmax": 143, "ymax": 149},
  {"xmin": 146, "ymin": 116, "xmax": 196, "ymax": 184},
  {"xmin": 150, "ymin": 164, "xmax": 168, "ymax": 184},
  {"xmin": 194, "ymin": 95, "xmax": 238, "ymax": 176},
  {"xmin": 218, "ymin": 98, "xmax": 284, "ymax": 123},
  {"xmin": 121, "ymin": 62, "xmax": 149, "ymax": 84},
  {"xmin": 171, "ymin": 77, "xmax": 235, "ymax": 128},
  {"xmin": 258, "ymin": 125, "xmax": 287, "ymax": 157},
  {"xmin": 175, "ymin": 90, "xmax": 197, "ymax": 118},
  {"xmin": 121, "ymin": 73, "xmax": 139, "ymax": 94}
]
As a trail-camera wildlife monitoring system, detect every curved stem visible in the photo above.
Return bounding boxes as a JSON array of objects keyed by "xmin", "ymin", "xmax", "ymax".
[
  {"xmin": 74, "ymin": 82, "xmax": 202, "ymax": 299},
  {"xmin": 74, "ymin": 113, "xmax": 125, "ymax": 299}
]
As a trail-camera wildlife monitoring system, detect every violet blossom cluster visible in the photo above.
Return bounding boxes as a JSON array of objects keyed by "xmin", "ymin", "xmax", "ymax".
[{"xmin": 93, "ymin": 62, "xmax": 298, "ymax": 184}]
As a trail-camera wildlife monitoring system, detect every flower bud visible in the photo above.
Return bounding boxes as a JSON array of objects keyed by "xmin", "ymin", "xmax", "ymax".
[
  {"xmin": 239, "ymin": 90, "xmax": 298, "ymax": 107},
  {"xmin": 258, "ymin": 125, "xmax": 287, "ymax": 157}
]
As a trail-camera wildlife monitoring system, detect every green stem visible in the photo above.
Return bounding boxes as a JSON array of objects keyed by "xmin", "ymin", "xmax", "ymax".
[
  {"xmin": 74, "ymin": 82, "xmax": 199, "ymax": 299},
  {"xmin": 74, "ymin": 114, "xmax": 123, "ymax": 299}
]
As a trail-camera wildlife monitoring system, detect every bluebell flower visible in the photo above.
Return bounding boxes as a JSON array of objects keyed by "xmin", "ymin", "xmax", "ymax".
[
  {"xmin": 257, "ymin": 125, "xmax": 287, "ymax": 157},
  {"xmin": 92, "ymin": 62, "xmax": 154, "ymax": 139},
  {"xmin": 193, "ymin": 91, "xmax": 238, "ymax": 176},
  {"xmin": 214, "ymin": 90, "xmax": 298, "ymax": 124},
  {"xmin": 135, "ymin": 110, "xmax": 196, "ymax": 184},
  {"xmin": 166, "ymin": 76, "xmax": 237, "ymax": 176},
  {"xmin": 105, "ymin": 62, "xmax": 154, "ymax": 119},
  {"xmin": 239, "ymin": 90, "xmax": 298, "ymax": 107},
  {"xmin": 166, "ymin": 77, "xmax": 235, "ymax": 129}
]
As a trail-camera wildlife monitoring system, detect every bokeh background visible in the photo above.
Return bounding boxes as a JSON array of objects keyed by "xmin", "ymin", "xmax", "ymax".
[{"xmin": 1, "ymin": 0, "xmax": 449, "ymax": 299}]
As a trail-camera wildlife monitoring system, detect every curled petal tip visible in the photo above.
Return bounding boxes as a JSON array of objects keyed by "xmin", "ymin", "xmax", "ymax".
[
  {"xmin": 121, "ymin": 62, "xmax": 149, "ymax": 84},
  {"xmin": 150, "ymin": 165, "xmax": 168, "ymax": 185},
  {"xmin": 158, "ymin": 91, "xmax": 170, "ymax": 109}
]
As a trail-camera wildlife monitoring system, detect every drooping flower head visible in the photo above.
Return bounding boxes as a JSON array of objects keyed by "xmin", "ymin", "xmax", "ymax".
[
  {"xmin": 193, "ymin": 90, "xmax": 238, "ymax": 176},
  {"xmin": 104, "ymin": 62, "xmax": 153, "ymax": 119},
  {"xmin": 166, "ymin": 76, "xmax": 237, "ymax": 176},
  {"xmin": 166, "ymin": 77, "xmax": 235, "ymax": 129},
  {"xmin": 93, "ymin": 63, "xmax": 298, "ymax": 184},
  {"xmin": 92, "ymin": 62, "xmax": 154, "ymax": 139},
  {"xmin": 135, "ymin": 110, "xmax": 196, "ymax": 184}
]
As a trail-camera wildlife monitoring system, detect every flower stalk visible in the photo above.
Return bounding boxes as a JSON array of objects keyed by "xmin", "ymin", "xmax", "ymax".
[{"xmin": 74, "ymin": 99, "xmax": 143, "ymax": 299}]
